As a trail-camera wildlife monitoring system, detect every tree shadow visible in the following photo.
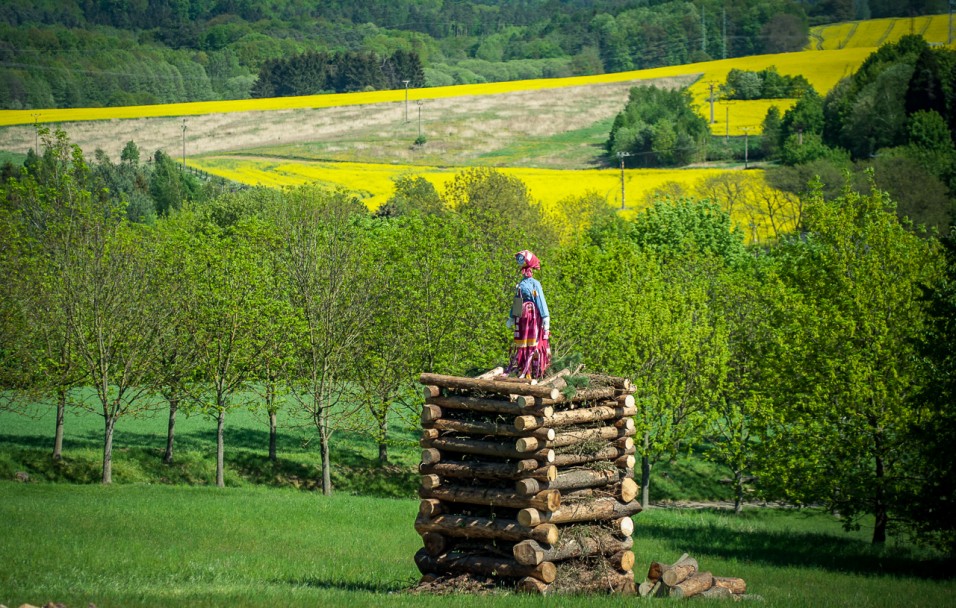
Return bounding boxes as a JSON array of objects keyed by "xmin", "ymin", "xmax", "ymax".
[
  {"xmin": 276, "ymin": 576, "xmax": 414, "ymax": 594},
  {"xmin": 639, "ymin": 511, "xmax": 955, "ymax": 579}
]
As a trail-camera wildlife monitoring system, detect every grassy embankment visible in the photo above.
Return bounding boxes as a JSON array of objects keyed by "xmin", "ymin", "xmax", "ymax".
[{"xmin": 2, "ymin": 480, "xmax": 954, "ymax": 608}]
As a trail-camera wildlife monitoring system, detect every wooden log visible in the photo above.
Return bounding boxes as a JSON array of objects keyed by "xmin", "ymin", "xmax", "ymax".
[
  {"xmin": 419, "ymin": 373, "xmax": 560, "ymax": 400},
  {"xmin": 414, "ymin": 548, "xmax": 557, "ymax": 582},
  {"xmin": 699, "ymin": 585, "xmax": 734, "ymax": 599},
  {"xmin": 551, "ymin": 445, "xmax": 634, "ymax": 467},
  {"xmin": 620, "ymin": 477, "xmax": 639, "ymax": 502},
  {"xmin": 548, "ymin": 426, "xmax": 636, "ymax": 449},
  {"xmin": 430, "ymin": 418, "xmax": 555, "ymax": 440},
  {"xmin": 475, "ymin": 367, "xmax": 505, "ymax": 380},
  {"xmin": 421, "ymin": 532, "xmax": 448, "ymax": 557},
  {"xmin": 617, "ymin": 516, "xmax": 635, "ymax": 537},
  {"xmin": 423, "ymin": 385, "xmax": 441, "ymax": 399},
  {"xmin": 422, "ymin": 461, "xmax": 557, "ymax": 482},
  {"xmin": 514, "ymin": 400, "xmax": 636, "ymax": 431},
  {"xmin": 420, "ymin": 474, "xmax": 441, "ymax": 490},
  {"xmin": 610, "ymin": 550, "xmax": 635, "ymax": 572},
  {"xmin": 615, "ymin": 454, "xmax": 637, "ymax": 469},
  {"xmin": 421, "ymin": 448, "xmax": 441, "ymax": 465},
  {"xmin": 423, "ymin": 436, "xmax": 554, "ymax": 462},
  {"xmin": 423, "ymin": 485, "xmax": 561, "ymax": 511},
  {"xmin": 584, "ymin": 373, "xmax": 632, "ymax": 391},
  {"xmin": 415, "ymin": 514, "xmax": 559, "ymax": 544},
  {"xmin": 419, "ymin": 498, "xmax": 443, "ymax": 518},
  {"xmin": 513, "ymin": 534, "xmax": 633, "ymax": 566},
  {"xmin": 421, "ymin": 428, "xmax": 440, "ymax": 441},
  {"xmin": 517, "ymin": 576, "xmax": 551, "ymax": 595},
  {"xmin": 661, "ymin": 555, "xmax": 699, "ymax": 587},
  {"xmin": 713, "ymin": 576, "xmax": 747, "ymax": 594},
  {"xmin": 421, "ymin": 404, "xmax": 442, "ymax": 424},
  {"xmin": 429, "ymin": 394, "xmax": 554, "ymax": 418},
  {"xmin": 614, "ymin": 417, "xmax": 635, "ymax": 431},
  {"xmin": 647, "ymin": 552, "xmax": 688, "ymax": 583},
  {"xmin": 669, "ymin": 571, "xmax": 713, "ymax": 599},
  {"xmin": 540, "ymin": 368, "xmax": 571, "ymax": 386},
  {"xmin": 515, "ymin": 468, "xmax": 620, "ymax": 497},
  {"xmin": 518, "ymin": 497, "xmax": 642, "ymax": 527}
]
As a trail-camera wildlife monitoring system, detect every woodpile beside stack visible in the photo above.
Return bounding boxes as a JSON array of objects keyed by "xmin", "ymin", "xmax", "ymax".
[
  {"xmin": 413, "ymin": 368, "xmax": 641, "ymax": 595},
  {"xmin": 638, "ymin": 553, "xmax": 754, "ymax": 600}
]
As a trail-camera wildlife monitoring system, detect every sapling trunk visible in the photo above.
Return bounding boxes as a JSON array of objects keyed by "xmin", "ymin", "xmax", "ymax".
[
  {"xmin": 102, "ymin": 414, "xmax": 117, "ymax": 484},
  {"xmin": 216, "ymin": 409, "xmax": 225, "ymax": 488},
  {"xmin": 269, "ymin": 411, "xmax": 277, "ymax": 462},
  {"xmin": 53, "ymin": 389, "xmax": 66, "ymax": 460},
  {"xmin": 163, "ymin": 398, "xmax": 178, "ymax": 465}
]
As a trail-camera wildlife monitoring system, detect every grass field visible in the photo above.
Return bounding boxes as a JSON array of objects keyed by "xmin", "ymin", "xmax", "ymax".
[
  {"xmin": 809, "ymin": 14, "xmax": 955, "ymax": 51},
  {"xmin": 2, "ymin": 481, "xmax": 954, "ymax": 608}
]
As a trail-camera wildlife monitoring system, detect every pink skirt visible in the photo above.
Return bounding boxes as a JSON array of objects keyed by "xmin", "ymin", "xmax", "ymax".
[{"xmin": 507, "ymin": 301, "xmax": 551, "ymax": 379}]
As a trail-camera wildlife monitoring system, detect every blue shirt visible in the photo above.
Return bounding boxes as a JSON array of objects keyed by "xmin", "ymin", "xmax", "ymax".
[{"xmin": 512, "ymin": 276, "xmax": 549, "ymax": 320}]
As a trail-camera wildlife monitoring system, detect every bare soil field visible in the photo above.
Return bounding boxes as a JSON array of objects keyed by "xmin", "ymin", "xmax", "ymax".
[{"xmin": 0, "ymin": 75, "xmax": 696, "ymax": 170}]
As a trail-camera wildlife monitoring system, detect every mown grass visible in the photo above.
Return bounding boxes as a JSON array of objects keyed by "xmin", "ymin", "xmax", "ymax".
[{"xmin": 1, "ymin": 482, "xmax": 953, "ymax": 608}]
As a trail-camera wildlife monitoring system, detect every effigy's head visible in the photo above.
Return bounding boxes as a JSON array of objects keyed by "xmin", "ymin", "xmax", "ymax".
[{"xmin": 515, "ymin": 250, "xmax": 540, "ymax": 277}]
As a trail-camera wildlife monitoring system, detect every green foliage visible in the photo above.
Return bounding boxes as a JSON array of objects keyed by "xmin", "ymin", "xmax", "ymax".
[
  {"xmin": 607, "ymin": 86, "xmax": 710, "ymax": 167},
  {"xmin": 628, "ymin": 197, "xmax": 747, "ymax": 265},
  {"xmin": 763, "ymin": 177, "xmax": 946, "ymax": 543},
  {"xmin": 721, "ymin": 66, "xmax": 812, "ymax": 100}
]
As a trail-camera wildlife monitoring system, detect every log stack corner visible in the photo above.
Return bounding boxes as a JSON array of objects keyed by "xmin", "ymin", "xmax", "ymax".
[{"xmin": 414, "ymin": 368, "xmax": 641, "ymax": 595}]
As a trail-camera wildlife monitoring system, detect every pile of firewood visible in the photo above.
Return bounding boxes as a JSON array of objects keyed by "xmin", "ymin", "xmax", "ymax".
[
  {"xmin": 413, "ymin": 367, "xmax": 641, "ymax": 595},
  {"xmin": 638, "ymin": 554, "xmax": 752, "ymax": 600}
]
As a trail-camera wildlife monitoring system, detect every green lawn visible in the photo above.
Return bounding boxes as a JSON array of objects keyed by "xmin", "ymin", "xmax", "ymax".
[{"xmin": 1, "ymin": 482, "xmax": 953, "ymax": 608}]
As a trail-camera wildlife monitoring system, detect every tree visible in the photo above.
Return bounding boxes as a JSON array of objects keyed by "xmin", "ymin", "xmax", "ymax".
[
  {"xmin": 273, "ymin": 186, "xmax": 371, "ymax": 495},
  {"xmin": 766, "ymin": 177, "xmax": 945, "ymax": 543},
  {"xmin": 180, "ymin": 195, "xmax": 274, "ymax": 487}
]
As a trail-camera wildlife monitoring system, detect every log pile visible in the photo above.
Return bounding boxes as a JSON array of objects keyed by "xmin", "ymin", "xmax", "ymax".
[
  {"xmin": 638, "ymin": 553, "xmax": 753, "ymax": 600},
  {"xmin": 414, "ymin": 368, "xmax": 641, "ymax": 595}
]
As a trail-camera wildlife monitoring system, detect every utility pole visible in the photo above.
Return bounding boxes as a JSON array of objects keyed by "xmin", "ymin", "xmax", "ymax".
[
  {"xmin": 742, "ymin": 127, "xmax": 751, "ymax": 169},
  {"xmin": 725, "ymin": 104, "xmax": 730, "ymax": 142},
  {"xmin": 181, "ymin": 119, "xmax": 187, "ymax": 171},
  {"xmin": 722, "ymin": 7, "xmax": 727, "ymax": 59},
  {"xmin": 403, "ymin": 79, "xmax": 410, "ymax": 123},
  {"xmin": 707, "ymin": 81, "xmax": 716, "ymax": 124},
  {"xmin": 616, "ymin": 151, "xmax": 632, "ymax": 210},
  {"xmin": 417, "ymin": 100, "xmax": 424, "ymax": 138},
  {"xmin": 31, "ymin": 113, "xmax": 40, "ymax": 153},
  {"xmin": 701, "ymin": 7, "xmax": 706, "ymax": 54}
]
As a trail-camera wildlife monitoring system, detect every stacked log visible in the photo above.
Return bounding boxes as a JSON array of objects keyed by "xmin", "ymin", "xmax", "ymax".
[
  {"xmin": 638, "ymin": 553, "xmax": 752, "ymax": 600},
  {"xmin": 414, "ymin": 370, "xmax": 641, "ymax": 595}
]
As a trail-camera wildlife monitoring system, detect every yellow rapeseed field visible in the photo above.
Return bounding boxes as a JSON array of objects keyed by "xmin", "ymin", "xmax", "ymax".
[
  {"xmin": 189, "ymin": 157, "xmax": 794, "ymax": 241},
  {"xmin": 809, "ymin": 13, "xmax": 955, "ymax": 51}
]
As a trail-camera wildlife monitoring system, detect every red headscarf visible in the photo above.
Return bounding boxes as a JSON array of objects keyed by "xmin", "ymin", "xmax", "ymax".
[{"xmin": 516, "ymin": 250, "xmax": 540, "ymax": 278}]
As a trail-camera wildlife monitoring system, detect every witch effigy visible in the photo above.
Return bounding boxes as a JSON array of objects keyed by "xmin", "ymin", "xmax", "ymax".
[{"xmin": 506, "ymin": 250, "xmax": 551, "ymax": 379}]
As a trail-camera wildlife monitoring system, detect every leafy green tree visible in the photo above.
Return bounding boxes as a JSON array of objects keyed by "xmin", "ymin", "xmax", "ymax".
[
  {"xmin": 180, "ymin": 197, "xmax": 275, "ymax": 488},
  {"xmin": 760, "ymin": 105, "xmax": 783, "ymax": 159},
  {"xmin": 608, "ymin": 86, "xmax": 709, "ymax": 167},
  {"xmin": 766, "ymin": 178, "xmax": 945, "ymax": 543},
  {"xmin": 272, "ymin": 186, "xmax": 370, "ymax": 495}
]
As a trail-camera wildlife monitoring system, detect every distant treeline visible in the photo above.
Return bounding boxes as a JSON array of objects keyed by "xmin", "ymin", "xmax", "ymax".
[
  {"xmin": 3, "ymin": 0, "xmax": 947, "ymax": 109},
  {"xmin": 251, "ymin": 49, "xmax": 425, "ymax": 97}
]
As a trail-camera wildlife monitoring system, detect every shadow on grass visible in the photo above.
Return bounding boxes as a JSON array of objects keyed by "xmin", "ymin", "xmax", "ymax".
[
  {"xmin": 277, "ymin": 577, "xmax": 414, "ymax": 594},
  {"xmin": 640, "ymin": 510, "xmax": 955, "ymax": 579}
]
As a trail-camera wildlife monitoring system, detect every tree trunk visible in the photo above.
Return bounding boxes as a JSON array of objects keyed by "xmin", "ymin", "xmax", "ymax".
[
  {"xmin": 415, "ymin": 514, "xmax": 559, "ymax": 544},
  {"xmin": 163, "ymin": 398, "xmax": 178, "ymax": 465},
  {"xmin": 216, "ymin": 408, "xmax": 225, "ymax": 488},
  {"xmin": 641, "ymin": 431, "xmax": 651, "ymax": 508},
  {"xmin": 419, "ymin": 373, "xmax": 560, "ymax": 400},
  {"xmin": 268, "ymin": 410, "xmax": 277, "ymax": 463},
  {"xmin": 102, "ymin": 414, "xmax": 116, "ymax": 484},
  {"xmin": 320, "ymin": 406, "xmax": 332, "ymax": 496},
  {"xmin": 873, "ymin": 451, "xmax": 887, "ymax": 544},
  {"xmin": 734, "ymin": 468, "xmax": 743, "ymax": 515},
  {"xmin": 421, "ymin": 485, "xmax": 561, "ymax": 511},
  {"xmin": 53, "ymin": 389, "xmax": 66, "ymax": 460},
  {"xmin": 378, "ymin": 416, "xmax": 388, "ymax": 465}
]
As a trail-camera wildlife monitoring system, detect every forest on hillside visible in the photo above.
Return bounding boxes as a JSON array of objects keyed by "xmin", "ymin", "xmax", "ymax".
[{"xmin": 0, "ymin": 0, "xmax": 950, "ymax": 109}]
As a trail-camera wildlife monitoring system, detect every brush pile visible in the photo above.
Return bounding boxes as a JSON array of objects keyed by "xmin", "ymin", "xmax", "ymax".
[{"xmin": 413, "ymin": 367, "xmax": 641, "ymax": 595}]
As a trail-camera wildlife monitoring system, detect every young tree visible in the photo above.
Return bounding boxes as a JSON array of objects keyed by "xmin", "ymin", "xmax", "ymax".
[
  {"xmin": 273, "ymin": 186, "xmax": 371, "ymax": 495},
  {"xmin": 180, "ymin": 200, "xmax": 274, "ymax": 487},
  {"xmin": 767, "ymin": 178, "xmax": 945, "ymax": 543}
]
